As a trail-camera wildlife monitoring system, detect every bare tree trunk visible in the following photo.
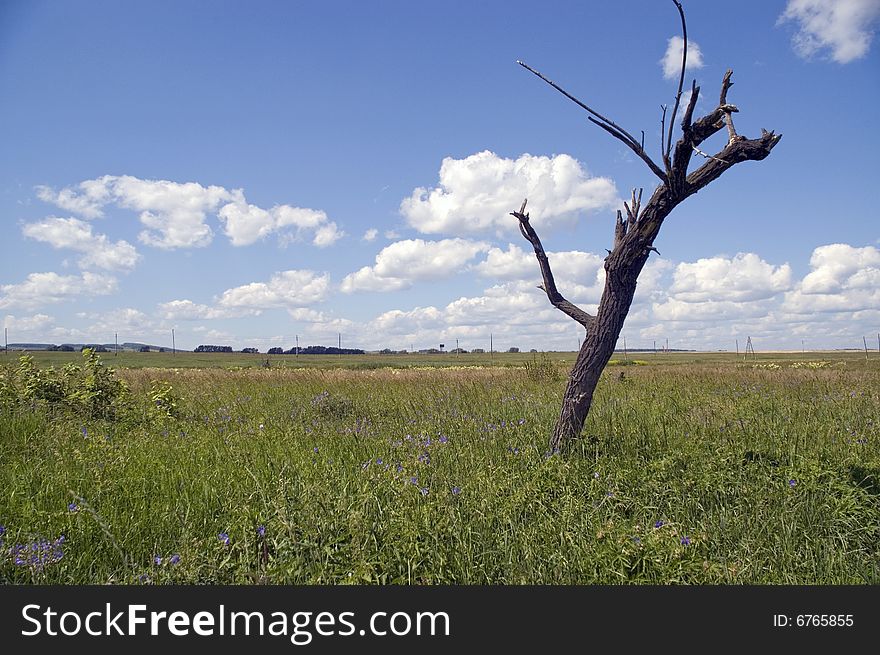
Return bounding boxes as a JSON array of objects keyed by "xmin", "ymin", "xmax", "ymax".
[
  {"xmin": 513, "ymin": 4, "xmax": 781, "ymax": 454},
  {"xmin": 550, "ymin": 253, "xmax": 646, "ymax": 451}
]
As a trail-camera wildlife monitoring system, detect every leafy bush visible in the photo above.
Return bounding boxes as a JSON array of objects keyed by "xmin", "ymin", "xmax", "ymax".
[{"xmin": 0, "ymin": 349, "xmax": 129, "ymax": 419}]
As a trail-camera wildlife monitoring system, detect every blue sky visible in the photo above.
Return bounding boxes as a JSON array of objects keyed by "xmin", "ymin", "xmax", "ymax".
[{"xmin": 2, "ymin": 0, "xmax": 879, "ymax": 352}]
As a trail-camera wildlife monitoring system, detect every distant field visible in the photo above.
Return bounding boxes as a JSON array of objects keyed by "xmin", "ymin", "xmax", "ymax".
[
  {"xmin": 6, "ymin": 348, "xmax": 879, "ymax": 370},
  {"xmin": 1, "ymin": 349, "xmax": 878, "ymax": 584}
]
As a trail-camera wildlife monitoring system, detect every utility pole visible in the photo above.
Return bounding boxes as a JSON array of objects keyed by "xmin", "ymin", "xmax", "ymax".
[
  {"xmin": 4, "ymin": 327, "xmax": 7, "ymax": 356},
  {"xmin": 296, "ymin": 334, "xmax": 299, "ymax": 356},
  {"xmin": 115, "ymin": 332, "xmax": 118, "ymax": 356},
  {"xmin": 623, "ymin": 336, "xmax": 628, "ymax": 362},
  {"xmin": 864, "ymin": 336, "xmax": 869, "ymax": 361},
  {"xmin": 490, "ymin": 333, "xmax": 493, "ymax": 359},
  {"xmin": 338, "ymin": 333, "xmax": 341, "ymax": 350},
  {"xmin": 172, "ymin": 329, "xmax": 175, "ymax": 356},
  {"xmin": 456, "ymin": 338, "xmax": 459, "ymax": 356}
]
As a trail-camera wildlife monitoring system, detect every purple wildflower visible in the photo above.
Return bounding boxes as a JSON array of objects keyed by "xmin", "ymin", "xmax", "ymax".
[
  {"xmin": 153, "ymin": 555, "xmax": 162, "ymax": 565},
  {"xmin": 681, "ymin": 536, "xmax": 691, "ymax": 546},
  {"xmin": 68, "ymin": 502, "xmax": 79, "ymax": 513},
  {"xmin": 451, "ymin": 486, "xmax": 461, "ymax": 495},
  {"xmin": 654, "ymin": 520, "xmax": 664, "ymax": 529},
  {"xmin": 257, "ymin": 525, "xmax": 266, "ymax": 538},
  {"xmin": 218, "ymin": 532, "xmax": 230, "ymax": 546},
  {"xmin": 169, "ymin": 554, "xmax": 180, "ymax": 565},
  {"xmin": 788, "ymin": 479, "xmax": 797, "ymax": 487}
]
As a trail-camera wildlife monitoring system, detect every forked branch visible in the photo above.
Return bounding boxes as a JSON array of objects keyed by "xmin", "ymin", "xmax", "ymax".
[{"xmin": 510, "ymin": 199, "xmax": 594, "ymax": 328}]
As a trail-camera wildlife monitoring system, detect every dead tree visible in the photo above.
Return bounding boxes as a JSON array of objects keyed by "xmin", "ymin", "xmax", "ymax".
[{"xmin": 512, "ymin": 1, "xmax": 781, "ymax": 453}]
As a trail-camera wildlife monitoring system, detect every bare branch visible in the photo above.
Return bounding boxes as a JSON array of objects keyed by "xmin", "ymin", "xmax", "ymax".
[
  {"xmin": 517, "ymin": 60, "xmax": 667, "ymax": 182},
  {"xmin": 680, "ymin": 80, "xmax": 699, "ymax": 131},
  {"xmin": 664, "ymin": 0, "xmax": 688, "ymax": 164},
  {"xmin": 719, "ymin": 69, "xmax": 739, "ymax": 143},
  {"xmin": 587, "ymin": 118, "xmax": 668, "ymax": 181},
  {"xmin": 511, "ymin": 198, "xmax": 594, "ymax": 328}
]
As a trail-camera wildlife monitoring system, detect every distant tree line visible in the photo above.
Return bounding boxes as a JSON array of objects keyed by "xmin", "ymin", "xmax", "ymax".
[{"xmin": 194, "ymin": 345, "xmax": 234, "ymax": 353}]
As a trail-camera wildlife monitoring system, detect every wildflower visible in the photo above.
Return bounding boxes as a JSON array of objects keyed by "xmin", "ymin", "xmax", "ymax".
[
  {"xmin": 68, "ymin": 502, "xmax": 79, "ymax": 513},
  {"xmin": 12, "ymin": 536, "xmax": 65, "ymax": 571},
  {"xmin": 218, "ymin": 532, "xmax": 230, "ymax": 546},
  {"xmin": 81, "ymin": 426, "xmax": 88, "ymax": 438},
  {"xmin": 259, "ymin": 424, "xmax": 265, "ymax": 430},
  {"xmin": 410, "ymin": 476, "xmax": 418, "ymax": 486},
  {"xmin": 313, "ymin": 447, "xmax": 319, "ymax": 453},
  {"xmin": 420, "ymin": 487, "xmax": 429, "ymax": 496},
  {"xmin": 593, "ymin": 472, "xmax": 600, "ymax": 479},
  {"xmin": 0, "ymin": 525, "xmax": 5, "ymax": 537},
  {"xmin": 788, "ymin": 479, "xmax": 797, "ymax": 487},
  {"xmin": 257, "ymin": 526, "xmax": 266, "ymax": 538},
  {"xmin": 376, "ymin": 458, "xmax": 383, "ymax": 466},
  {"xmin": 438, "ymin": 435, "xmax": 448, "ymax": 444},
  {"xmin": 631, "ymin": 536, "xmax": 642, "ymax": 544},
  {"xmin": 681, "ymin": 536, "xmax": 691, "ymax": 546},
  {"xmin": 654, "ymin": 520, "xmax": 664, "ymax": 529},
  {"xmin": 517, "ymin": 418, "xmax": 526, "ymax": 425},
  {"xmin": 138, "ymin": 574, "xmax": 150, "ymax": 583},
  {"xmin": 153, "ymin": 556, "xmax": 162, "ymax": 565},
  {"xmin": 451, "ymin": 486, "xmax": 461, "ymax": 495},
  {"xmin": 395, "ymin": 463, "xmax": 404, "ymax": 473},
  {"xmin": 169, "ymin": 554, "xmax": 181, "ymax": 565}
]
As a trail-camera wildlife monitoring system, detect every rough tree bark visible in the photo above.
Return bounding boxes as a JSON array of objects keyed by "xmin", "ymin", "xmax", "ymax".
[{"xmin": 513, "ymin": 1, "xmax": 781, "ymax": 453}]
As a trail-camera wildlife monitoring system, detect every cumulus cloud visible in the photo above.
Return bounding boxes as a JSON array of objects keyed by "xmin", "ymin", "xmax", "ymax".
[
  {"xmin": 157, "ymin": 299, "xmax": 244, "ymax": 321},
  {"xmin": 36, "ymin": 175, "xmax": 341, "ymax": 250},
  {"xmin": 783, "ymin": 243, "xmax": 880, "ymax": 312},
  {"xmin": 779, "ymin": 0, "xmax": 880, "ymax": 63},
  {"xmin": 217, "ymin": 270, "xmax": 330, "ymax": 311},
  {"xmin": 667, "ymin": 253, "xmax": 792, "ymax": 303},
  {"xmin": 35, "ymin": 179, "xmax": 111, "ymax": 219},
  {"xmin": 340, "ymin": 238, "xmax": 489, "ymax": 293},
  {"xmin": 22, "ymin": 217, "xmax": 140, "ymax": 271},
  {"xmin": 362, "ymin": 228, "xmax": 379, "ymax": 242},
  {"xmin": 400, "ymin": 151, "xmax": 619, "ymax": 235},
  {"xmin": 660, "ymin": 35, "xmax": 705, "ymax": 79},
  {"xmin": 217, "ymin": 194, "xmax": 343, "ymax": 247},
  {"xmin": 2, "ymin": 313, "xmax": 54, "ymax": 332},
  {"xmin": 0, "ymin": 272, "xmax": 118, "ymax": 310}
]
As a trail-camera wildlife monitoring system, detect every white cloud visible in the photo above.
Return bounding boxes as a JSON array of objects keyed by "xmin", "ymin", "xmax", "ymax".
[
  {"xmin": 783, "ymin": 243, "xmax": 880, "ymax": 312},
  {"xmin": 0, "ymin": 272, "xmax": 118, "ymax": 310},
  {"xmin": 37, "ymin": 175, "xmax": 341, "ymax": 250},
  {"xmin": 217, "ymin": 194, "xmax": 342, "ymax": 247},
  {"xmin": 400, "ymin": 151, "xmax": 619, "ymax": 235},
  {"xmin": 217, "ymin": 270, "xmax": 330, "ymax": 310},
  {"xmin": 80, "ymin": 308, "xmax": 155, "ymax": 336},
  {"xmin": 35, "ymin": 180, "xmax": 111, "ymax": 219},
  {"xmin": 667, "ymin": 253, "xmax": 792, "ymax": 303},
  {"xmin": 473, "ymin": 244, "xmax": 607, "ymax": 304},
  {"xmin": 362, "ymin": 228, "xmax": 379, "ymax": 242},
  {"xmin": 660, "ymin": 35, "xmax": 705, "ymax": 80},
  {"xmin": 108, "ymin": 175, "xmax": 230, "ymax": 249},
  {"xmin": 340, "ymin": 238, "xmax": 489, "ymax": 293},
  {"xmin": 312, "ymin": 222, "xmax": 344, "ymax": 247},
  {"xmin": 3, "ymin": 313, "xmax": 54, "ymax": 332},
  {"xmin": 158, "ymin": 299, "xmax": 241, "ymax": 321},
  {"xmin": 779, "ymin": 0, "xmax": 880, "ymax": 63},
  {"xmin": 22, "ymin": 217, "xmax": 140, "ymax": 271}
]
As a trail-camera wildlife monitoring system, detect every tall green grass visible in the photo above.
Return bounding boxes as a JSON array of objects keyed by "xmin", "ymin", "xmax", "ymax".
[{"xmin": 1, "ymin": 355, "xmax": 877, "ymax": 584}]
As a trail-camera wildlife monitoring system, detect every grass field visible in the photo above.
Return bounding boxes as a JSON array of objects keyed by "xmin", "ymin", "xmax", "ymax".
[{"xmin": 1, "ymin": 349, "xmax": 878, "ymax": 584}]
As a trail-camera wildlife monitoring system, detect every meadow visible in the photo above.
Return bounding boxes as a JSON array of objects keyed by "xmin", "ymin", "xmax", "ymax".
[{"xmin": 1, "ymin": 349, "xmax": 878, "ymax": 584}]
